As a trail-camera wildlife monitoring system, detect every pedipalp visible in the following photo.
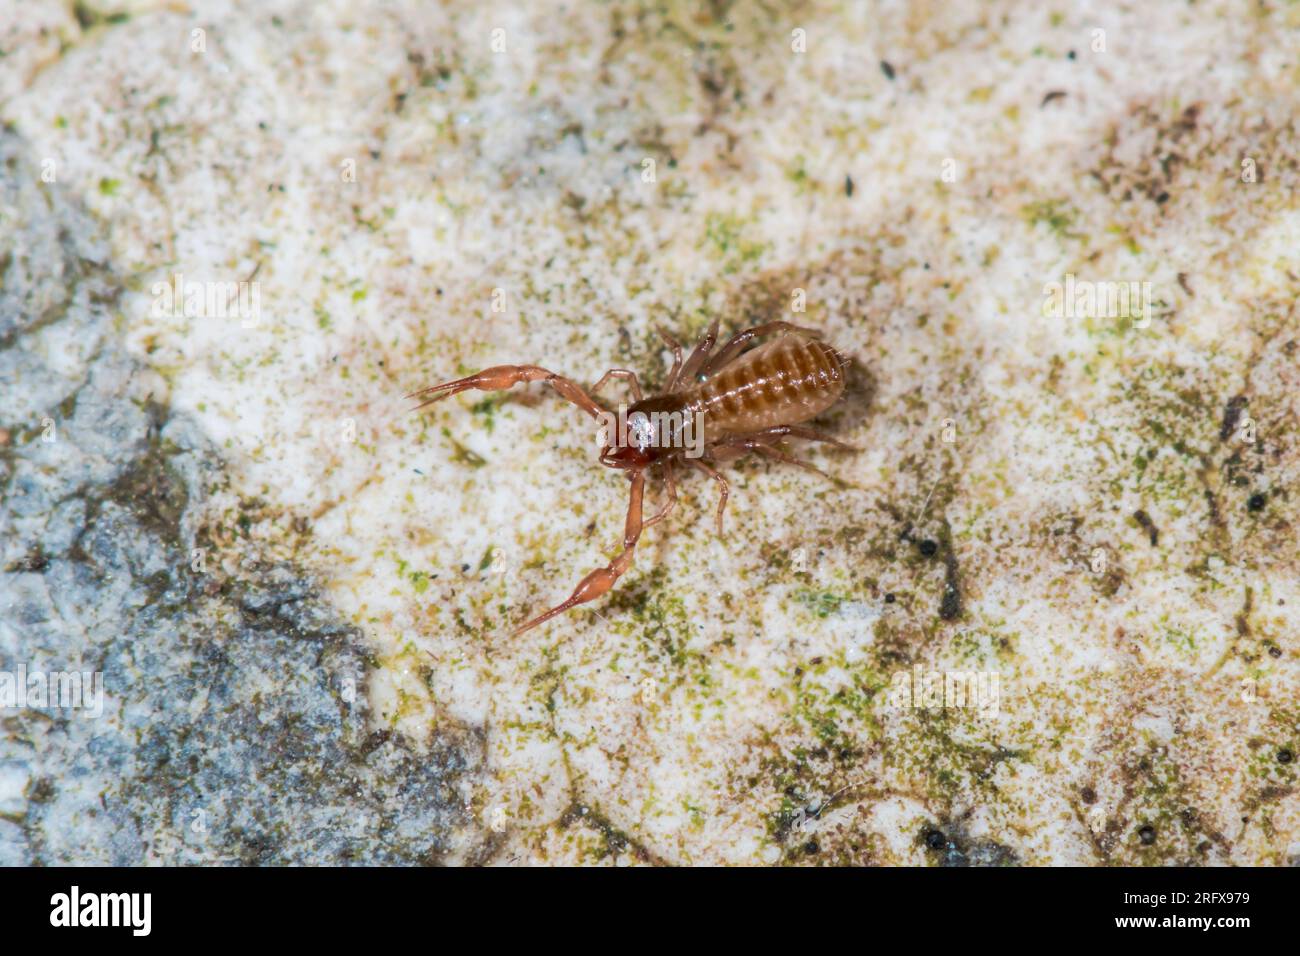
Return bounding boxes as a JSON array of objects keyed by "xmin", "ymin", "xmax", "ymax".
[
  {"xmin": 406, "ymin": 364, "xmax": 606, "ymax": 420},
  {"xmin": 512, "ymin": 470, "xmax": 647, "ymax": 636}
]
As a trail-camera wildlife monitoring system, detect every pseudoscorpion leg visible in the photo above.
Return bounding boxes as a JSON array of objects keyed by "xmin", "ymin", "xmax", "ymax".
[
  {"xmin": 736, "ymin": 424, "xmax": 859, "ymax": 451},
  {"xmin": 591, "ymin": 368, "xmax": 644, "ymax": 403},
  {"xmin": 657, "ymin": 328, "xmax": 686, "ymax": 391},
  {"xmin": 677, "ymin": 318, "xmax": 721, "ymax": 384},
  {"xmin": 688, "ymin": 458, "xmax": 731, "ymax": 536},
  {"xmin": 700, "ymin": 321, "xmax": 822, "ymax": 377},
  {"xmin": 643, "ymin": 460, "xmax": 678, "ymax": 530}
]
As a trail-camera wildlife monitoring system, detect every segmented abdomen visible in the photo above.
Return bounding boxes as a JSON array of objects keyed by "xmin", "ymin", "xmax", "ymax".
[{"xmin": 690, "ymin": 333, "xmax": 846, "ymax": 435}]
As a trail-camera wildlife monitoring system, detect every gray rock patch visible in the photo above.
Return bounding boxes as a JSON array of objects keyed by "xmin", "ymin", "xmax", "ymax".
[{"xmin": 0, "ymin": 130, "xmax": 484, "ymax": 865}]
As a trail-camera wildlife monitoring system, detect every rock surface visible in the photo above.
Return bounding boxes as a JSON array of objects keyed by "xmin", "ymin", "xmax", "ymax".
[
  {"xmin": 1, "ymin": 0, "xmax": 1297, "ymax": 865},
  {"xmin": 0, "ymin": 129, "xmax": 483, "ymax": 865}
]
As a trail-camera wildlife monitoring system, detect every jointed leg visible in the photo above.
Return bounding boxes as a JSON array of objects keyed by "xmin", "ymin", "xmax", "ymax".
[
  {"xmin": 657, "ymin": 328, "xmax": 685, "ymax": 391},
  {"xmin": 677, "ymin": 318, "xmax": 720, "ymax": 385},
  {"xmin": 746, "ymin": 441, "xmax": 833, "ymax": 480},
  {"xmin": 591, "ymin": 368, "xmax": 644, "ymax": 403},
  {"xmin": 701, "ymin": 321, "xmax": 823, "ymax": 377},
  {"xmin": 408, "ymin": 365, "xmax": 606, "ymax": 420},
  {"xmin": 643, "ymin": 460, "xmax": 678, "ymax": 530},
  {"xmin": 710, "ymin": 430, "xmax": 843, "ymax": 481},
  {"xmin": 688, "ymin": 458, "xmax": 731, "ymax": 536},
  {"xmin": 512, "ymin": 470, "xmax": 647, "ymax": 635},
  {"xmin": 737, "ymin": 424, "xmax": 858, "ymax": 451}
]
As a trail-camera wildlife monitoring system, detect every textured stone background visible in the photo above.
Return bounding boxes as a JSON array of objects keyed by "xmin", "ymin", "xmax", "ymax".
[
  {"xmin": 2, "ymin": 0, "xmax": 1298, "ymax": 865},
  {"xmin": 0, "ymin": 128, "xmax": 487, "ymax": 864}
]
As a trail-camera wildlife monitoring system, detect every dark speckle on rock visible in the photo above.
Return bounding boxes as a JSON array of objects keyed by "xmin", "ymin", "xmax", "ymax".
[
  {"xmin": 1133, "ymin": 509, "xmax": 1159, "ymax": 546},
  {"xmin": 923, "ymin": 824, "xmax": 1017, "ymax": 866},
  {"xmin": 1219, "ymin": 395, "xmax": 1247, "ymax": 440}
]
